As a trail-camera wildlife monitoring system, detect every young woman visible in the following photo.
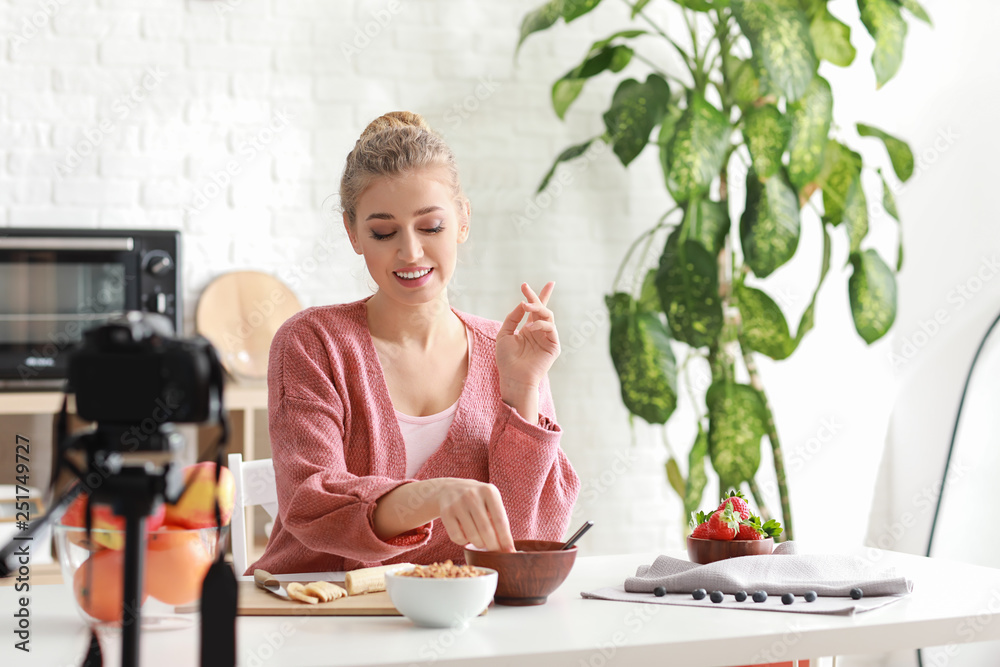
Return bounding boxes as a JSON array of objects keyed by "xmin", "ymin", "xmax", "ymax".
[{"xmin": 247, "ymin": 111, "xmax": 580, "ymax": 574}]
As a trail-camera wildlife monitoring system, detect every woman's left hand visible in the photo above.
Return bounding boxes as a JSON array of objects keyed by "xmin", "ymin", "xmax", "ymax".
[{"xmin": 496, "ymin": 282, "xmax": 560, "ymax": 396}]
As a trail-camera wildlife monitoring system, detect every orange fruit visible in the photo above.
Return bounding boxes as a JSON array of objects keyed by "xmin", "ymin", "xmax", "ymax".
[
  {"xmin": 73, "ymin": 548, "xmax": 149, "ymax": 623},
  {"xmin": 146, "ymin": 526, "xmax": 213, "ymax": 605}
]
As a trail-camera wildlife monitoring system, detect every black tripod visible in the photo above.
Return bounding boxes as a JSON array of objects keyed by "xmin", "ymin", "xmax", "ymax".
[
  {"xmin": 1, "ymin": 313, "xmax": 236, "ymax": 667},
  {"xmin": 1, "ymin": 423, "xmax": 185, "ymax": 667}
]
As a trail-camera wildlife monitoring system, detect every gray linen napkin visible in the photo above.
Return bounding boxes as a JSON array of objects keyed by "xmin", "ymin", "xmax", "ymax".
[
  {"xmin": 580, "ymin": 542, "xmax": 914, "ymax": 616},
  {"xmin": 623, "ymin": 541, "xmax": 912, "ymax": 598}
]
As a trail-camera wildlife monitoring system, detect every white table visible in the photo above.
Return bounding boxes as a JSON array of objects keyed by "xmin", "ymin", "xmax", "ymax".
[{"xmin": 3, "ymin": 548, "xmax": 1000, "ymax": 667}]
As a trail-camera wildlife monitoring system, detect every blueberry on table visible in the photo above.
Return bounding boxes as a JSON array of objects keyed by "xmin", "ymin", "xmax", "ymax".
[
  {"xmin": 781, "ymin": 593, "xmax": 795, "ymax": 605},
  {"xmin": 850, "ymin": 588, "xmax": 864, "ymax": 600},
  {"xmin": 653, "ymin": 586, "xmax": 666, "ymax": 597},
  {"xmin": 710, "ymin": 591, "xmax": 724, "ymax": 603},
  {"xmin": 804, "ymin": 591, "xmax": 817, "ymax": 602},
  {"xmin": 752, "ymin": 591, "xmax": 767, "ymax": 603},
  {"xmin": 734, "ymin": 591, "xmax": 747, "ymax": 602},
  {"xmin": 692, "ymin": 588, "xmax": 707, "ymax": 600}
]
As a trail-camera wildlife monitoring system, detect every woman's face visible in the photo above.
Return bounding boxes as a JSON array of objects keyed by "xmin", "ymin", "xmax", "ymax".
[{"xmin": 346, "ymin": 166, "xmax": 469, "ymax": 306}]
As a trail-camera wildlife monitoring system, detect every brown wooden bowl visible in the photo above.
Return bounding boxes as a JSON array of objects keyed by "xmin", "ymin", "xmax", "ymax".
[
  {"xmin": 687, "ymin": 536, "xmax": 774, "ymax": 564},
  {"xmin": 463, "ymin": 539, "xmax": 577, "ymax": 606}
]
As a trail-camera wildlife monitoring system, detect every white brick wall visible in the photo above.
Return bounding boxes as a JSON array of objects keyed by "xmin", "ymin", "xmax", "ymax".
[
  {"xmin": 4, "ymin": 0, "xmax": 945, "ymax": 561},
  {"xmin": 1, "ymin": 0, "xmax": 680, "ymax": 556}
]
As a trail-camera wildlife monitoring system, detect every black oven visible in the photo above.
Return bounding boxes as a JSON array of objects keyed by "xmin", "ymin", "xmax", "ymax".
[{"xmin": 0, "ymin": 228, "xmax": 181, "ymax": 389}]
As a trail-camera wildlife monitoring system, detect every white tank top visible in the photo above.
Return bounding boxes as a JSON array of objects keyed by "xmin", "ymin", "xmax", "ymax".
[{"xmin": 396, "ymin": 327, "xmax": 472, "ymax": 478}]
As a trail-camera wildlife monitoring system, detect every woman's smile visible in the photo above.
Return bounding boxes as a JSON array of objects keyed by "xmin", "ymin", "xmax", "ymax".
[{"xmin": 393, "ymin": 267, "xmax": 434, "ymax": 286}]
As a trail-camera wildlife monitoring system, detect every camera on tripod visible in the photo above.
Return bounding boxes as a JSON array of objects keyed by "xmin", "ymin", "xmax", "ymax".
[
  {"xmin": 63, "ymin": 311, "xmax": 223, "ymax": 528},
  {"xmin": 1, "ymin": 311, "xmax": 234, "ymax": 667}
]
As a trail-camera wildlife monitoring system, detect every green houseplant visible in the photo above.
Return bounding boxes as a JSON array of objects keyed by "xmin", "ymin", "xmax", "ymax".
[{"xmin": 518, "ymin": 0, "xmax": 929, "ymax": 540}]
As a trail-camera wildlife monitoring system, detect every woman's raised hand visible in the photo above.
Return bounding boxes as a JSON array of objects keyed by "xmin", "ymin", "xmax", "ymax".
[
  {"xmin": 434, "ymin": 478, "xmax": 516, "ymax": 553},
  {"xmin": 495, "ymin": 282, "xmax": 560, "ymax": 395}
]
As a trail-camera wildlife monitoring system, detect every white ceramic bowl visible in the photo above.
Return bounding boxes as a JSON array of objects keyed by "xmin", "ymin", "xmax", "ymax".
[{"xmin": 385, "ymin": 566, "xmax": 498, "ymax": 628}]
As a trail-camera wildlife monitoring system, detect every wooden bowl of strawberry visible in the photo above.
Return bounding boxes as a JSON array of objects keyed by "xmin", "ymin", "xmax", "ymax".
[{"xmin": 687, "ymin": 491, "xmax": 782, "ymax": 565}]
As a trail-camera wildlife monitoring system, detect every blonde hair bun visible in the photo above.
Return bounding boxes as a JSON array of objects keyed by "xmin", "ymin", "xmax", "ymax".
[
  {"xmin": 341, "ymin": 110, "xmax": 466, "ymax": 226},
  {"xmin": 360, "ymin": 111, "xmax": 432, "ymax": 138}
]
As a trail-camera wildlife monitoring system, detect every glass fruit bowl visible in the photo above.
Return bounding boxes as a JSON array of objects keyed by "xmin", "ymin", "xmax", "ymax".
[{"xmin": 54, "ymin": 524, "xmax": 226, "ymax": 630}]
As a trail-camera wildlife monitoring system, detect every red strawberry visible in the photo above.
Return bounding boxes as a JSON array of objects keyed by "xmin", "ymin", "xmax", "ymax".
[
  {"xmin": 736, "ymin": 522, "xmax": 764, "ymax": 540},
  {"xmin": 705, "ymin": 506, "xmax": 740, "ymax": 540},
  {"xmin": 717, "ymin": 490, "xmax": 751, "ymax": 521},
  {"xmin": 738, "ymin": 515, "xmax": 784, "ymax": 540},
  {"xmin": 692, "ymin": 522, "xmax": 710, "ymax": 539}
]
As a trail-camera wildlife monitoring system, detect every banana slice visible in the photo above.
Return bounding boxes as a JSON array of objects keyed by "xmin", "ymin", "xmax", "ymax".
[
  {"xmin": 304, "ymin": 581, "xmax": 347, "ymax": 602},
  {"xmin": 286, "ymin": 582, "xmax": 319, "ymax": 604}
]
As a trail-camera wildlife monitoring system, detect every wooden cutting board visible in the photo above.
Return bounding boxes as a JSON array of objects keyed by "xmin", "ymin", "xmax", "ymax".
[
  {"xmin": 195, "ymin": 271, "xmax": 302, "ymax": 381},
  {"xmin": 178, "ymin": 580, "xmax": 401, "ymax": 616}
]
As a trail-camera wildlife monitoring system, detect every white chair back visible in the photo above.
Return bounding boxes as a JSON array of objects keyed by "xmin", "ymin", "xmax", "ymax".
[{"xmin": 228, "ymin": 453, "xmax": 278, "ymax": 577}]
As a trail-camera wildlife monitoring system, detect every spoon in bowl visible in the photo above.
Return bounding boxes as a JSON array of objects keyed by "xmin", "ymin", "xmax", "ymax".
[{"xmin": 560, "ymin": 520, "xmax": 594, "ymax": 550}]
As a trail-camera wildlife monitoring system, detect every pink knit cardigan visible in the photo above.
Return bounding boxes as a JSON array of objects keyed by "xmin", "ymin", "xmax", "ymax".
[{"xmin": 246, "ymin": 297, "xmax": 580, "ymax": 575}]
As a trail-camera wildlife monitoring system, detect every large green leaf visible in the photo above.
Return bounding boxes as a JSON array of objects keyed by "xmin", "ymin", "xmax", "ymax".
[
  {"xmin": 666, "ymin": 458, "xmax": 686, "ymax": 499},
  {"xmin": 879, "ymin": 169, "xmax": 903, "ymax": 270},
  {"xmin": 655, "ymin": 228, "xmax": 724, "ymax": 348},
  {"xmin": 740, "ymin": 169, "xmax": 801, "ymax": 278},
  {"xmin": 606, "ymin": 292, "xmax": 678, "ymax": 423},
  {"xmin": 657, "ymin": 101, "xmax": 685, "ymax": 160},
  {"xmin": 552, "ymin": 44, "xmax": 633, "ymax": 119},
  {"xmin": 729, "ymin": 58, "xmax": 761, "ymax": 108},
  {"xmin": 736, "ymin": 284, "xmax": 793, "ymax": 360},
  {"xmin": 880, "ymin": 169, "xmax": 899, "ymax": 221},
  {"xmin": 683, "ymin": 198, "xmax": 730, "ymax": 256},
  {"xmin": 517, "ymin": 0, "xmax": 563, "ymax": 53},
  {"xmin": 591, "ymin": 28, "xmax": 647, "ymax": 51},
  {"xmin": 562, "ymin": 0, "xmax": 602, "ymax": 22},
  {"xmin": 663, "ymin": 94, "xmax": 731, "ymax": 203},
  {"xmin": 639, "ymin": 268, "xmax": 660, "ymax": 313},
  {"xmin": 848, "ymin": 249, "xmax": 897, "ymax": 344},
  {"xmin": 536, "ymin": 137, "xmax": 598, "ymax": 193},
  {"xmin": 843, "ymin": 177, "xmax": 869, "ymax": 254},
  {"xmin": 743, "ymin": 104, "xmax": 790, "ymax": 180},
  {"xmin": 787, "ymin": 75, "xmax": 833, "ymax": 191},
  {"xmin": 793, "ymin": 223, "xmax": 832, "ymax": 345},
  {"xmin": 603, "ymin": 74, "xmax": 671, "ymax": 167},
  {"xmin": 706, "ymin": 380, "xmax": 766, "ymax": 492},
  {"xmin": 810, "ymin": 6, "xmax": 856, "ymax": 67},
  {"xmin": 900, "ymin": 0, "xmax": 931, "ymax": 25},
  {"xmin": 818, "ymin": 140, "xmax": 863, "ymax": 225},
  {"xmin": 684, "ymin": 426, "xmax": 709, "ymax": 518},
  {"xmin": 858, "ymin": 0, "xmax": 908, "ymax": 89},
  {"xmin": 857, "ymin": 123, "xmax": 914, "ymax": 182},
  {"xmin": 731, "ymin": 0, "xmax": 818, "ymax": 102}
]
